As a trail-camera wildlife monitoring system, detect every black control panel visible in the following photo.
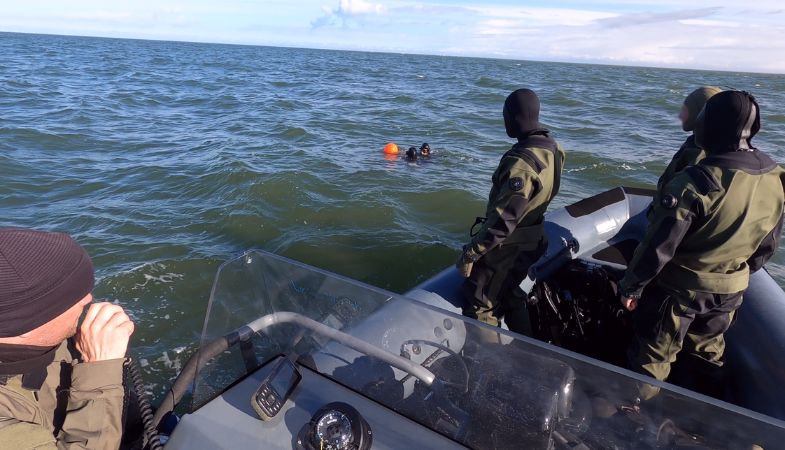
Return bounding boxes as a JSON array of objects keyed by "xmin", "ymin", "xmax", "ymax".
[{"xmin": 251, "ymin": 358, "xmax": 302, "ymax": 421}]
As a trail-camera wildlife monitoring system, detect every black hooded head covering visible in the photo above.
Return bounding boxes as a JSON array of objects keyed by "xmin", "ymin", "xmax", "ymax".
[
  {"xmin": 503, "ymin": 89, "xmax": 548, "ymax": 139},
  {"xmin": 695, "ymin": 90, "xmax": 760, "ymax": 153}
]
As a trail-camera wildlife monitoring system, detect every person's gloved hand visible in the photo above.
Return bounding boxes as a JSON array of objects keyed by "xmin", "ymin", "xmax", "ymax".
[
  {"xmin": 76, "ymin": 302, "xmax": 135, "ymax": 362},
  {"xmin": 456, "ymin": 246, "xmax": 480, "ymax": 278}
]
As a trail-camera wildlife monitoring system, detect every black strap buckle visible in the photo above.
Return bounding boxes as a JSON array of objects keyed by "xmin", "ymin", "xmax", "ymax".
[{"xmin": 470, "ymin": 217, "xmax": 487, "ymax": 237}]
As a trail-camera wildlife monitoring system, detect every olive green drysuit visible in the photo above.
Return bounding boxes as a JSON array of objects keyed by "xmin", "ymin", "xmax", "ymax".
[
  {"xmin": 0, "ymin": 340, "xmax": 126, "ymax": 449},
  {"xmin": 459, "ymin": 89, "xmax": 564, "ymax": 334},
  {"xmin": 656, "ymin": 135, "xmax": 705, "ymax": 193},
  {"xmin": 651, "ymin": 87, "xmax": 721, "ymax": 220},
  {"xmin": 621, "ymin": 91, "xmax": 785, "ymax": 400}
]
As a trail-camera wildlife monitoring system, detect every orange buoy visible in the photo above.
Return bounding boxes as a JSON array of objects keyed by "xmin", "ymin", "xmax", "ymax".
[{"xmin": 383, "ymin": 142, "xmax": 399, "ymax": 155}]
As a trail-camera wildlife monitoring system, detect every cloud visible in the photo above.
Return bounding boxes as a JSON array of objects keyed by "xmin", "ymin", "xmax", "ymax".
[
  {"xmin": 312, "ymin": 0, "xmax": 386, "ymax": 28},
  {"xmin": 471, "ymin": 6, "xmax": 618, "ymax": 28},
  {"xmin": 680, "ymin": 19, "xmax": 740, "ymax": 28},
  {"xmin": 2, "ymin": 0, "xmax": 784, "ymax": 73},
  {"xmin": 0, "ymin": 2, "xmax": 196, "ymax": 35},
  {"xmin": 457, "ymin": 6, "xmax": 785, "ymax": 73},
  {"xmin": 597, "ymin": 7, "xmax": 721, "ymax": 28},
  {"xmin": 390, "ymin": 4, "xmax": 469, "ymax": 16}
]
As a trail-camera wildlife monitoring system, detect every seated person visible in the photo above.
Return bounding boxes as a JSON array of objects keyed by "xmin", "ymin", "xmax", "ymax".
[{"xmin": 0, "ymin": 228, "xmax": 135, "ymax": 449}]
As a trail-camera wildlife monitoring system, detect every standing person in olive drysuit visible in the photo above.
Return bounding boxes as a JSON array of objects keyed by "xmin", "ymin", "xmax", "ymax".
[
  {"xmin": 656, "ymin": 86, "xmax": 722, "ymax": 191},
  {"xmin": 648, "ymin": 87, "xmax": 722, "ymax": 224},
  {"xmin": 620, "ymin": 91, "xmax": 785, "ymax": 401},
  {"xmin": 457, "ymin": 89, "xmax": 565, "ymax": 336}
]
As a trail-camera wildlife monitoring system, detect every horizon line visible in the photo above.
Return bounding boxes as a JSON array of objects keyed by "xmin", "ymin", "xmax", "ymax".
[{"xmin": 2, "ymin": 29, "xmax": 784, "ymax": 77}]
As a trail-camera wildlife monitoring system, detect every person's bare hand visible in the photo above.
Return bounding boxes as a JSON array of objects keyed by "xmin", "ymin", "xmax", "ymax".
[
  {"xmin": 621, "ymin": 296, "xmax": 638, "ymax": 311},
  {"xmin": 75, "ymin": 302, "xmax": 135, "ymax": 362},
  {"xmin": 456, "ymin": 254, "xmax": 474, "ymax": 278}
]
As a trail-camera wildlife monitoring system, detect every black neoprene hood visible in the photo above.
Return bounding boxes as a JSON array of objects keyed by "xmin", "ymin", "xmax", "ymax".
[
  {"xmin": 698, "ymin": 90, "xmax": 761, "ymax": 153},
  {"xmin": 503, "ymin": 89, "xmax": 548, "ymax": 139}
]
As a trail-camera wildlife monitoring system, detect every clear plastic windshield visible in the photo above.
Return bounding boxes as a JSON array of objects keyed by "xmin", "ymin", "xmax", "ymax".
[{"xmin": 195, "ymin": 250, "xmax": 785, "ymax": 449}]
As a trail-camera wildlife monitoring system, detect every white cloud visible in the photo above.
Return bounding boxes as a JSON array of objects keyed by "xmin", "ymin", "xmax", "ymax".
[
  {"xmin": 312, "ymin": 0, "xmax": 386, "ymax": 27},
  {"xmin": 301, "ymin": 1, "xmax": 785, "ymax": 72},
  {"xmin": 471, "ymin": 6, "xmax": 618, "ymax": 27},
  {"xmin": 1, "ymin": 0, "xmax": 784, "ymax": 73},
  {"xmin": 679, "ymin": 19, "xmax": 740, "ymax": 27},
  {"xmin": 452, "ymin": 4, "xmax": 785, "ymax": 73},
  {"xmin": 0, "ymin": 2, "xmax": 198, "ymax": 36},
  {"xmin": 339, "ymin": 0, "xmax": 385, "ymax": 15},
  {"xmin": 596, "ymin": 7, "xmax": 720, "ymax": 28}
]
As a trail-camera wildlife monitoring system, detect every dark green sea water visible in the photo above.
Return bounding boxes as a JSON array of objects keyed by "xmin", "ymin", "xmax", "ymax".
[{"xmin": 2, "ymin": 32, "xmax": 785, "ymax": 399}]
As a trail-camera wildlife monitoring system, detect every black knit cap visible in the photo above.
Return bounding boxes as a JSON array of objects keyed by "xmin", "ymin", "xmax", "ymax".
[{"xmin": 0, "ymin": 228, "xmax": 94, "ymax": 337}]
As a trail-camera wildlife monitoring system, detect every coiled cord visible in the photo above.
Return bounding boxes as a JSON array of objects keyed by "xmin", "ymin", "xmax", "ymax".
[{"xmin": 125, "ymin": 358, "xmax": 163, "ymax": 450}]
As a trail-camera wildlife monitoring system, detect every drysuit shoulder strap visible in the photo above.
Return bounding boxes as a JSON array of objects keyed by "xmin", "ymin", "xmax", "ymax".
[
  {"xmin": 506, "ymin": 141, "xmax": 563, "ymax": 199},
  {"xmin": 684, "ymin": 164, "xmax": 721, "ymax": 195},
  {"xmin": 510, "ymin": 147, "xmax": 546, "ymax": 174},
  {"xmin": 552, "ymin": 145, "xmax": 564, "ymax": 198},
  {"xmin": 507, "ymin": 135, "xmax": 558, "ymax": 174}
]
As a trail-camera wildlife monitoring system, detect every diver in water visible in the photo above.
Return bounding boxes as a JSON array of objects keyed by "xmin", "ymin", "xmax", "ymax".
[
  {"xmin": 420, "ymin": 143, "xmax": 431, "ymax": 158},
  {"xmin": 620, "ymin": 91, "xmax": 785, "ymax": 401},
  {"xmin": 657, "ymin": 86, "xmax": 722, "ymax": 191},
  {"xmin": 405, "ymin": 146, "xmax": 418, "ymax": 162},
  {"xmin": 457, "ymin": 89, "xmax": 565, "ymax": 337}
]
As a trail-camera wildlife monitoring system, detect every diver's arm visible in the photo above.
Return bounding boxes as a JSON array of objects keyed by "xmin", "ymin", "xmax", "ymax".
[
  {"xmin": 619, "ymin": 185, "xmax": 701, "ymax": 299},
  {"xmin": 748, "ymin": 212, "xmax": 784, "ymax": 273},
  {"xmin": 469, "ymin": 170, "xmax": 539, "ymax": 258}
]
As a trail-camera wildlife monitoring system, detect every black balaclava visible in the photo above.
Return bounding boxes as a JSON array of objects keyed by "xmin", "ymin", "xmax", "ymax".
[
  {"xmin": 696, "ymin": 91, "xmax": 760, "ymax": 153},
  {"xmin": 503, "ymin": 89, "xmax": 548, "ymax": 139}
]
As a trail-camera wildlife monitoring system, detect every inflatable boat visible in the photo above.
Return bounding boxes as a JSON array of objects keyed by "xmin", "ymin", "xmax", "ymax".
[{"xmin": 149, "ymin": 187, "xmax": 785, "ymax": 450}]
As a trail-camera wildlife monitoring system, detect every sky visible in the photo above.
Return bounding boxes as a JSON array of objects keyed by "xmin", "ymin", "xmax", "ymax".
[{"xmin": 1, "ymin": 0, "xmax": 784, "ymax": 73}]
